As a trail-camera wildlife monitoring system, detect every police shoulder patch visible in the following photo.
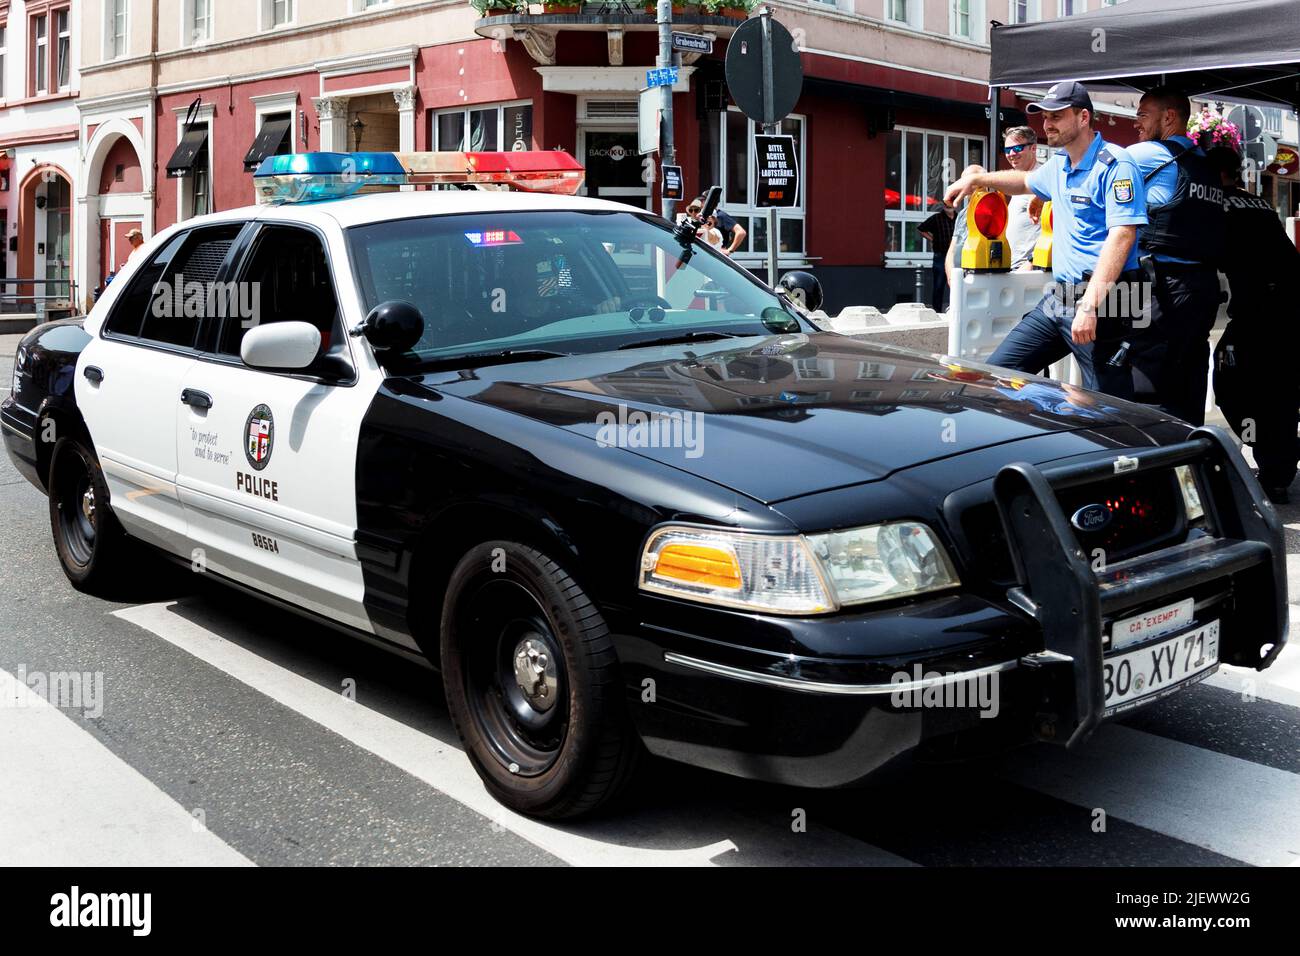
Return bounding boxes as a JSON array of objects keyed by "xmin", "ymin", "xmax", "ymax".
[{"xmin": 1113, "ymin": 178, "xmax": 1134, "ymax": 204}]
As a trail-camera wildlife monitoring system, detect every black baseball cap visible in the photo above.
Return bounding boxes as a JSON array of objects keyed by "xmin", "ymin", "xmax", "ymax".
[{"xmin": 1026, "ymin": 81, "xmax": 1094, "ymax": 114}]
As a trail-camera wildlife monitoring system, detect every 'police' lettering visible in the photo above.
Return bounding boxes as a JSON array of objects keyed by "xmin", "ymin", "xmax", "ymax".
[
  {"xmin": 237, "ymin": 472, "xmax": 279, "ymax": 502},
  {"xmin": 1188, "ymin": 182, "xmax": 1225, "ymax": 205}
]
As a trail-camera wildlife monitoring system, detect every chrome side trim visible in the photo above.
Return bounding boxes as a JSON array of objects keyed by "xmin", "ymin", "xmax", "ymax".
[{"xmin": 662, "ymin": 652, "xmax": 1018, "ymax": 696}]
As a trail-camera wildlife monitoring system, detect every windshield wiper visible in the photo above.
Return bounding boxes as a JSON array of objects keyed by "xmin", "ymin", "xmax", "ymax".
[
  {"xmin": 617, "ymin": 330, "xmax": 743, "ymax": 350},
  {"xmin": 417, "ymin": 348, "xmax": 570, "ymax": 371}
]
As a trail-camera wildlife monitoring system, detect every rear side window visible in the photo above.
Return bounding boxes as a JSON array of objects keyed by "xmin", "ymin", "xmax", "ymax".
[{"xmin": 104, "ymin": 223, "xmax": 245, "ymax": 348}]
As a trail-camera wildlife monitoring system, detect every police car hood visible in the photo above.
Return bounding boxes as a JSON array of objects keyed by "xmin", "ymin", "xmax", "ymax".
[{"xmin": 427, "ymin": 332, "xmax": 1174, "ymax": 503}]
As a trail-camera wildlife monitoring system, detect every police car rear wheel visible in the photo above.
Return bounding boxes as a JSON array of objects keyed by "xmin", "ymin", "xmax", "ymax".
[
  {"xmin": 440, "ymin": 542, "xmax": 640, "ymax": 819},
  {"xmin": 48, "ymin": 436, "xmax": 131, "ymax": 594}
]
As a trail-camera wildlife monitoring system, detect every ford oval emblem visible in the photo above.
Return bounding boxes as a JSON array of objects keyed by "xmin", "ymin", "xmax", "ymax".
[{"xmin": 1071, "ymin": 503, "xmax": 1113, "ymax": 532}]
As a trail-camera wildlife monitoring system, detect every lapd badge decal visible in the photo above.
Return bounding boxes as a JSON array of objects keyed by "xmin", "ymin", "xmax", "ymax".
[
  {"xmin": 1113, "ymin": 179, "xmax": 1134, "ymax": 204},
  {"xmin": 244, "ymin": 405, "xmax": 274, "ymax": 471}
]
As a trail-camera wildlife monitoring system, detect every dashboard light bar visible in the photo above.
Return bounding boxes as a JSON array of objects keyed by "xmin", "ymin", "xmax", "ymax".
[{"xmin": 253, "ymin": 150, "xmax": 586, "ymax": 204}]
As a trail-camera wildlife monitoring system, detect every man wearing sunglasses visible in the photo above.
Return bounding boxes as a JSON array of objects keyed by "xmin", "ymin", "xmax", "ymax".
[
  {"xmin": 1002, "ymin": 127, "xmax": 1042, "ymax": 271},
  {"xmin": 944, "ymin": 81, "xmax": 1148, "ymax": 400}
]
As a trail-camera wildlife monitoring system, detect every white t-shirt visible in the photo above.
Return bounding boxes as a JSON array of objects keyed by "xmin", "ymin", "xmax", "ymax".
[{"xmin": 1006, "ymin": 170, "xmax": 1042, "ymax": 269}]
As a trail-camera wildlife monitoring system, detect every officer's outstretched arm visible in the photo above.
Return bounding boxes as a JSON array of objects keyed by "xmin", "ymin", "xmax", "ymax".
[{"xmin": 944, "ymin": 170, "xmax": 1030, "ymax": 205}]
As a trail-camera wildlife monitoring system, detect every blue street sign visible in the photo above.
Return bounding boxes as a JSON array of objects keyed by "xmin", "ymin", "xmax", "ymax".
[{"xmin": 646, "ymin": 67, "xmax": 679, "ymax": 89}]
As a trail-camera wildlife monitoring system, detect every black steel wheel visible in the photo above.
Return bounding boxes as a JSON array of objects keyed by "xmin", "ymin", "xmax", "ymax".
[
  {"xmin": 48, "ymin": 435, "xmax": 131, "ymax": 594},
  {"xmin": 440, "ymin": 541, "xmax": 640, "ymax": 819}
]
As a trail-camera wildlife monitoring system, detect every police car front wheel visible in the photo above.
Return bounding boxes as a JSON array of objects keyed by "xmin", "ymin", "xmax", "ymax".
[
  {"xmin": 440, "ymin": 542, "xmax": 641, "ymax": 819},
  {"xmin": 48, "ymin": 436, "xmax": 132, "ymax": 594}
]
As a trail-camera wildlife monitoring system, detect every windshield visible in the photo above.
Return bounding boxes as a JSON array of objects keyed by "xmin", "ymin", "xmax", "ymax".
[{"xmin": 346, "ymin": 209, "xmax": 804, "ymax": 362}]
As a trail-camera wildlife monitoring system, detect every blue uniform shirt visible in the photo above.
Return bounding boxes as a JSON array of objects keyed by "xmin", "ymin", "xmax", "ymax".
[
  {"xmin": 1127, "ymin": 133, "xmax": 1198, "ymax": 264},
  {"xmin": 1025, "ymin": 132, "xmax": 1148, "ymax": 284}
]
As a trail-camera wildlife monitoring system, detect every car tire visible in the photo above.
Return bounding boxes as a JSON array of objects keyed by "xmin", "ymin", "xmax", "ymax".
[
  {"xmin": 440, "ymin": 541, "xmax": 641, "ymax": 819},
  {"xmin": 47, "ymin": 435, "xmax": 133, "ymax": 594}
]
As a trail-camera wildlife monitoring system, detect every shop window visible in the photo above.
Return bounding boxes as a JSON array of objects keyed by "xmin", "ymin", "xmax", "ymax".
[
  {"xmin": 700, "ymin": 109, "xmax": 806, "ymax": 259},
  {"xmin": 884, "ymin": 127, "xmax": 986, "ymax": 264},
  {"xmin": 433, "ymin": 102, "xmax": 532, "ymax": 152}
]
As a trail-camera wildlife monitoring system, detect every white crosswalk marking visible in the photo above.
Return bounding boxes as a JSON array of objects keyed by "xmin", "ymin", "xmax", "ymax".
[
  {"xmin": 1206, "ymin": 604, "xmax": 1300, "ymax": 706},
  {"xmin": 996, "ymin": 724, "xmax": 1300, "ymax": 866},
  {"xmin": 113, "ymin": 601, "xmax": 914, "ymax": 867},
  {"xmin": 0, "ymin": 667, "xmax": 253, "ymax": 867}
]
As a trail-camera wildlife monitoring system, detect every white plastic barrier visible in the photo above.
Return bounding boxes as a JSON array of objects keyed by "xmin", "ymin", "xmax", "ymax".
[
  {"xmin": 949, "ymin": 267, "xmax": 1233, "ymax": 410},
  {"xmin": 946, "ymin": 268, "xmax": 1082, "ymax": 383}
]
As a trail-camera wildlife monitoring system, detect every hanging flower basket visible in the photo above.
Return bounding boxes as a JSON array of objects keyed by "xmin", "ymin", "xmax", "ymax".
[{"xmin": 1187, "ymin": 109, "xmax": 1244, "ymax": 154}]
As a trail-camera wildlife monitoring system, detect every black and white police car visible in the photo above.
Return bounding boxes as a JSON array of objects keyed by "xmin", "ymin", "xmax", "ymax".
[{"xmin": 2, "ymin": 150, "xmax": 1287, "ymax": 819}]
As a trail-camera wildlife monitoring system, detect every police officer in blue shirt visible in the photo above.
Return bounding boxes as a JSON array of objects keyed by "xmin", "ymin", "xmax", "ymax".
[
  {"xmin": 945, "ymin": 82, "xmax": 1149, "ymax": 398},
  {"xmin": 1126, "ymin": 87, "xmax": 1226, "ymax": 425}
]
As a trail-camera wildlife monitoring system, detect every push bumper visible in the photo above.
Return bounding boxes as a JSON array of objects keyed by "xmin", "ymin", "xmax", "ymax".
[
  {"xmin": 994, "ymin": 425, "xmax": 1285, "ymax": 747},
  {"xmin": 615, "ymin": 427, "xmax": 1284, "ymax": 788}
]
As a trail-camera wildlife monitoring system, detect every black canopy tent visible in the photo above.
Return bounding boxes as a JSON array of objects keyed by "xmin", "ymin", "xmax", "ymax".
[{"xmin": 986, "ymin": 0, "xmax": 1300, "ymax": 151}]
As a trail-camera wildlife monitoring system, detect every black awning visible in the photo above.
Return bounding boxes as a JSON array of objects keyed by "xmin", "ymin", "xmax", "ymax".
[
  {"xmin": 243, "ymin": 117, "xmax": 293, "ymax": 173},
  {"xmin": 989, "ymin": 0, "xmax": 1300, "ymax": 107},
  {"xmin": 801, "ymin": 77, "xmax": 1027, "ymax": 128},
  {"xmin": 166, "ymin": 127, "xmax": 209, "ymax": 179}
]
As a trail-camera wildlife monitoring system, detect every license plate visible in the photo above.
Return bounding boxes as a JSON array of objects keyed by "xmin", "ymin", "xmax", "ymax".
[
  {"xmin": 1110, "ymin": 597, "xmax": 1195, "ymax": 652},
  {"xmin": 1102, "ymin": 621, "xmax": 1219, "ymax": 716}
]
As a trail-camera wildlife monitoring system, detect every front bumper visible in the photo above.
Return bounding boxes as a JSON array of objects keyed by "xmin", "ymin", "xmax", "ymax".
[{"xmin": 612, "ymin": 427, "xmax": 1285, "ymax": 788}]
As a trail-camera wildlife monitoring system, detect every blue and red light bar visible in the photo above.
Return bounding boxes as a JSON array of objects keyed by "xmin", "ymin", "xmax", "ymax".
[{"xmin": 253, "ymin": 150, "xmax": 586, "ymax": 204}]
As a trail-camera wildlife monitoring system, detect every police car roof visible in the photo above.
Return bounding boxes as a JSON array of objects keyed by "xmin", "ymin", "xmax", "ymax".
[{"xmin": 240, "ymin": 189, "xmax": 645, "ymax": 230}]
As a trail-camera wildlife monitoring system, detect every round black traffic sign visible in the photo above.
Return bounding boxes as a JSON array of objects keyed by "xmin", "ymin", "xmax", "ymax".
[{"xmin": 724, "ymin": 15, "xmax": 803, "ymax": 126}]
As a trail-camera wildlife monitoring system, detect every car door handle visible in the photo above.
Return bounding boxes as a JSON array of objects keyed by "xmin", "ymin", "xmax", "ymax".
[
  {"xmin": 83, "ymin": 366, "xmax": 104, "ymax": 385},
  {"xmin": 181, "ymin": 388, "xmax": 213, "ymax": 410}
]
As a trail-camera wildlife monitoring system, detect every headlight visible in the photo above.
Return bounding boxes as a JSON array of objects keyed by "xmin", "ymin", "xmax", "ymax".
[
  {"xmin": 639, "ymin": 522, "xmax": 959, "ymax": 615},
  {"xmin": 1175, "ymin": 465, "xmax": 1204, "ymax": 522},
  {"xmin": 807, "ymin": 522, "xmax": 960, "ymax": 605}
]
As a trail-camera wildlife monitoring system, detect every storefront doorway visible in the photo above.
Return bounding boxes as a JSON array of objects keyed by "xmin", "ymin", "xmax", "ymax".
[
  {"xmin": 43, "ymin": 176, "xmax": 71, "ymax": 287},
  {"xmin": 578, "ymin": 128, "xmax": 651, "ymax": 210}
]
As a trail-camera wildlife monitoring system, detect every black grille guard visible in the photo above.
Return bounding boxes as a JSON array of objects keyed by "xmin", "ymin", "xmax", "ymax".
[{"xmin": 993, "ymin": 425, "xmax": 1287, "ymax": 748}]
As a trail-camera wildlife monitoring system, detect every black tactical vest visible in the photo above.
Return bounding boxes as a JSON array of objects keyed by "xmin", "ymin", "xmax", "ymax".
[{"xmin": 1139, "ymin": 140, "xmax": 1227, "ymax": 265}]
